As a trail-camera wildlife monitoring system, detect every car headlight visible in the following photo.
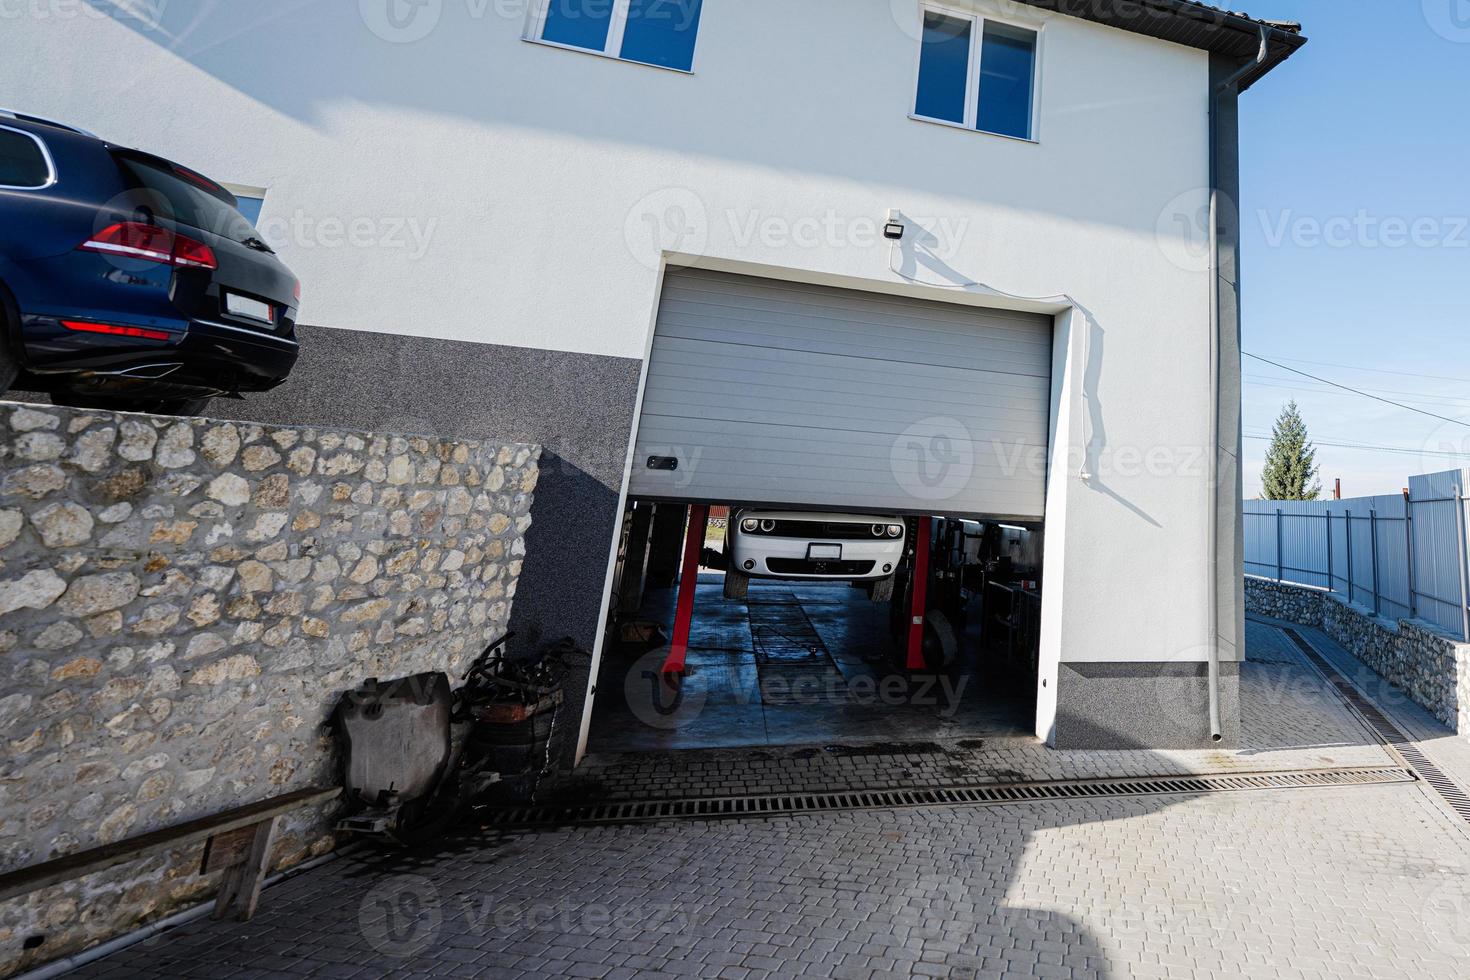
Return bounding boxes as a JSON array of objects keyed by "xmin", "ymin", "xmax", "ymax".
[
  {"xmin": 887, "ymin": 524, "xmax": 904, "ymax": 538},
  {"xmin": 760, "ymin": 519, "xmax": 776, "ymax": 533},
  {"xmin": 741, "ymin": 518, "xmax": 759, "ymax": 533},
  {"xmin": 871, "ymin": 524, "xmax": 886, "ymax": 537}
]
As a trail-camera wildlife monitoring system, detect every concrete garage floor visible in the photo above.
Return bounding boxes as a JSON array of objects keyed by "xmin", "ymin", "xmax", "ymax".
[
  {"xmin": 63, "ymin": 618, "xmax": 1470, "ymax": 979},
  {"xmin": 588, "ymin": 575, "xmax": 1034, "ymax": 754}
]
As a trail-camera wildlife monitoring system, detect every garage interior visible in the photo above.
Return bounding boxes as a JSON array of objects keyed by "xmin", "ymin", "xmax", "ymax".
[
  {"xmin": 589, "ymin": 504, "xmax": 1045, "ymax": 753},
  {"xmin": 586, "ymin": 268, "xmax": 1056, "ymax": 754}
]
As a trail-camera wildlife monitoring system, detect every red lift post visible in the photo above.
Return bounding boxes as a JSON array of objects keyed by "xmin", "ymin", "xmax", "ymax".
[
  {"xmin": 906, "ymin": 516, "xmax": 932, "ymax": 672},
  {"xmin": 661, "ymin": 504, "xmax": 709, "ymax": 679}
]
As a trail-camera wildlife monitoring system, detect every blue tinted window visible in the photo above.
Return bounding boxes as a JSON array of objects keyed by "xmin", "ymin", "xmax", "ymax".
[
  {"xmin": 541, "ymin": 0, "xmax": 614, "ymax": 52},
  {"xmin": 620, "ymin": 0, "xmax": 703, "ymax": 71},
  {"xmin": 235, "ymin": 195, "xmax": 264, "ymax": 227},
  {"xmin": 976, "ymin": 22, "xmax": 1036, "ymax": 139},
  {"xmin": 915, "ymin": 12, "xmax": 971, "ymax": 124}
]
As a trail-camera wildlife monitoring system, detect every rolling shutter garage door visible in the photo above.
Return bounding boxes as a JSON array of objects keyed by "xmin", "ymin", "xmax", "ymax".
[{"xmin": 630, "ymin": 269, "xmax": 1053, "ymax": 519}]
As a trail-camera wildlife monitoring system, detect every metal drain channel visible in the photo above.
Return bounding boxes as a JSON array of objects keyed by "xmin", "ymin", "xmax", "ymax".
[
  {"xmin": 1282, "ymin": 627, "xmax": 1470, "ymax": 824},
  {"xmin": 480, "ymin": 767, "xmax": 1414, "ymax": 828}
]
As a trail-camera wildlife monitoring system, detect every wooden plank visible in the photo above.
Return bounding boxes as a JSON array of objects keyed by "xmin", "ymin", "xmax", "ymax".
[
  {"xmin": 200, "ymin": 823, "xmax": 261, "ymax": 874},
  {"xmin": 0, "ymin": 787, "xmax": 338, "ymax": 903},
  {"xmin": 213, "ymin": 817, "xmax": 278, "ymax": 921}
]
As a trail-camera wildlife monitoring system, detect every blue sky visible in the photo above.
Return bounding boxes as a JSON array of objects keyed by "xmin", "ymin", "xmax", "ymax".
[{"xmin": 1238, "ymin": 1, "xmax": 1470, "ymax": 497}]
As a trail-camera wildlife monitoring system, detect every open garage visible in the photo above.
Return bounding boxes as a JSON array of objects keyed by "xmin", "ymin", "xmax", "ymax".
[{"xmin": 584, "ymin": 268, "xmax": 1055, "ymax": 754}]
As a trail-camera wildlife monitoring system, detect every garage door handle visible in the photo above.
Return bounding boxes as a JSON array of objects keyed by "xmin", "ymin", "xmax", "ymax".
[{"xmin": 646, "ymin": 456, "xmax": 679, "ymax": 471}]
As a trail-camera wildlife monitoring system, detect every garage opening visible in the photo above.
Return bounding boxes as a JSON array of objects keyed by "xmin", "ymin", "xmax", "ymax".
[
  {"xmin": 590, "ymin": 503, "xmax": 1044, "ymax": 752},
  {"xmin": 587, "ymin": 269, "xmax": 1054, "ymax": 753}
]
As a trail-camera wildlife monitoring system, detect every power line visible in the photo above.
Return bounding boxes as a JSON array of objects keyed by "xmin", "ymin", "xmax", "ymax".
[
  {"xmin": 1246, "ymin": 353, "xmax": 1470, "ymax": 386},
  {"xmin": 1243, "ymin": 433, "xmax": 1470, "ymax": 459},
  {"xmin": 1243, "ymin": 378, "xmax": 1470, "ymax": 413},
  {"xmin": 1242, "ymin": 352, "xmax": 1470, "ymax": 430},
  {"xmin": 1243, "ymin": 374, "xmax": 1470, "ymax": 408}
]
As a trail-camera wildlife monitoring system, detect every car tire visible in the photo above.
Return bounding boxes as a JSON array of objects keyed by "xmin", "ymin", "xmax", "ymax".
[
  {"xmin": 923, "ymin": 610, "xmax": 959, "ymax": 671},
  {"xmin": 0, "ymin": 342, "xmax": 17, "ymax": 396},
  {"xmin": 723, "ymin": 568, "xmax": 750, "ymax": 601},
  {"xmin": 0, "ymin": 296, "xmax": 18, "ymax": 396},
  {"xmin": 867, "ymin": 574, "xmax": 895, "ymax": 603}
]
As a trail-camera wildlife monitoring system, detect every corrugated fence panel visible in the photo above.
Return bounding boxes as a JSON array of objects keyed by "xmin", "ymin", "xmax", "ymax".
[
  {"xmin": 1244, "ymin": 488, "xmax": 1442, "ymax": 634},
  {"xmin": 1408, "ymin": 469, "xmax": 1470, "ymax": 639}
]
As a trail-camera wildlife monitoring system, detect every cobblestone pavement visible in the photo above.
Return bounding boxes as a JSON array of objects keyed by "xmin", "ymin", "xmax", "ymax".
[
  {"xmin": 72, "ymin": 780, "xmax": 1470, "ymax": 980},
  {"xmin": 61, "ymin": 618, "xmax": 1470, "ymax": 979}
]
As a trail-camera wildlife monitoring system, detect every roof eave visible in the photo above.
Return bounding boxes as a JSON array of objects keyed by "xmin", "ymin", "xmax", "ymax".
[{"xmin": 1008, "ymin": 0, "xmax": 1307, "ymax": 91}]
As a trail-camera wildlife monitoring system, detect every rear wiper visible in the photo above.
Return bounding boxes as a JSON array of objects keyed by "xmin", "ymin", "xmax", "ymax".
[{"xmin": 241, "ymin": 236, "xmax": 275, "ymax": 254}]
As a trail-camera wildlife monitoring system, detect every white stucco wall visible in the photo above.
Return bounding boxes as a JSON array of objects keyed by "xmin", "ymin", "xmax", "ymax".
[{"xmin": 1, "ymin": 1, "xmax": 1222, "ymax": 677}]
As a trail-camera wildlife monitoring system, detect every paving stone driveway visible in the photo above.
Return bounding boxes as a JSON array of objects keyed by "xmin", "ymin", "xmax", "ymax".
[
  {"xmin": 76, "ymin": 783, "xmax": 1470, "ymax": 980},
  {"xmin": 66, "ymin": 620, "xmax": 1470, "ymax": 980}
]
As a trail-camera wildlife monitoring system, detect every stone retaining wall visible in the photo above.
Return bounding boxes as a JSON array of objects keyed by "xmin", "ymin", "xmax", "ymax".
[
  {"xmin": 1244, "ymin": 575, "xmax": 1469, "ymax": 737},
  {"xmin": 0, "ymin": 403, "xmax": 539, "ymax": 977}
]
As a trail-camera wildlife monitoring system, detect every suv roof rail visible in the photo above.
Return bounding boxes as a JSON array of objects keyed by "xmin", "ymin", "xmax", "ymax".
[{"xmin": 0, "ymin": 108, "xmax": 98, "ymax": 139}]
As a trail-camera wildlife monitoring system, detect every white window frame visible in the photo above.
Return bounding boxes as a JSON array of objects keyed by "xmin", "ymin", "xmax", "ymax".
[
  {"xmin": 524, "ymin": 0, "xmax": 699, "ymax": 74},
  {"xmin": 909, "ymin": 3, "xmax": 1043, "ymax": 143},
  {"xmin": 222, "ymin": 182, "xmax": 268, "ymax": 226}
]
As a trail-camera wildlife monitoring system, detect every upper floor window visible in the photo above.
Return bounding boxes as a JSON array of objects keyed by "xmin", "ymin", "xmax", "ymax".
[
  {"xmin": 913, "ymin": 7, "xmax": 1038, "ymax": 141},
  {"xmin": 224, "ymin": 183, "xmax": 267, "ymax": 226},
  {"xmin": 532, "ymin": 0, "xmax": 705, "ymax": 73},
  {"xmin": 0, "ymin": 126, "xmax": 54, "ymax": 189}
]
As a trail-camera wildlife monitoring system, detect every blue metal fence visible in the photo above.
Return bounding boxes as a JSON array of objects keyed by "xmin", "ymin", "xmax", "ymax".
[{"xmin": 1244, "ymin": 468, "xmax": 1470, "ymax": 640}]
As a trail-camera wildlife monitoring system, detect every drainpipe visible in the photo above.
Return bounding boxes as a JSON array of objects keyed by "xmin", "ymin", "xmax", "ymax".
[{"xmin": 1206, "ymin": 24, "xmax": 1271, "ymax": 743}]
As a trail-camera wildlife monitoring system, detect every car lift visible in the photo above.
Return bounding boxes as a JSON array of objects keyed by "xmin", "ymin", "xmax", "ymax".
[
  {"xmin": 905, "ymin": 516, "xmax": 932, "ymax": 672},
  {"xmin": 659, "ymin": 506, "xmax": 934, "ymax": 682},
  {"xmin": 660, "ymin": 504, "xmax": 708, "ymax": 681}
]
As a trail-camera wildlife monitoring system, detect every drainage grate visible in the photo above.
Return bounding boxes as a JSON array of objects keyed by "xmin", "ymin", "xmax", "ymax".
[
  {"xmin": 1282, "ymin": 627, "xmax": 1470, "ymax": 824},
  {"xmin": 478, "ymin": 767, "xmax": 1415, "ymax": 828}
]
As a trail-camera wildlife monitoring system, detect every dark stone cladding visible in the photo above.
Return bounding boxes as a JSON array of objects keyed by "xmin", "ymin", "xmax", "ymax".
[
  {"xmin": 1053, "ymin": 661, "xmax": 1242, "ymax": 749},
  {"xmin": 12, "ymin": 323, "xmax": 643, "ymax": 766}
]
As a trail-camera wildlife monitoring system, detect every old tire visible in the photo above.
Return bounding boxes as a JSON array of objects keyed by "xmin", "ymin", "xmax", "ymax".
[
  {"xmin": 723, "ymin": 568, "xmax": 750, "ymax": 600},
  {"xmin": 867, "ymin": 574, "xmax": 896, "ymax": 603}
]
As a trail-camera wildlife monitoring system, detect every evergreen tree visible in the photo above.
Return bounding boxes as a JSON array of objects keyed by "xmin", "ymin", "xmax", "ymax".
[{"xmin": 1261, "ymin": 400, "xmax": 1322, "ymax": 500}]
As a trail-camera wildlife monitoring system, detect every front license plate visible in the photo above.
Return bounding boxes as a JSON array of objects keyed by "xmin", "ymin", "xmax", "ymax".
[
  {"xmin": 808, "ymin": 543, "xmax": 842, "ymax": 560},
  {"xmin": 225, "ymin": 293, "xmax": 274, "ymax": 323}
]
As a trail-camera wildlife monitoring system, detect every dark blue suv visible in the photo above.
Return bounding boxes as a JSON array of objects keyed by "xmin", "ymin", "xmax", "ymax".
[{"xmin": 0, "ymin": 112, "xmax": 300, "ymax": 415}]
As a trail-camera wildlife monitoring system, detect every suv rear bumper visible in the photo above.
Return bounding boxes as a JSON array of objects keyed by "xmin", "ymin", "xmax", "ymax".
[{"xmin": 18, "ymin": 313, "xmax": 299, "ymax": 395}]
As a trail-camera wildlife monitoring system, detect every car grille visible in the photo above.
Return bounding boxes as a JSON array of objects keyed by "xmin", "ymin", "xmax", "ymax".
[
  {"xmin": 760, "ymin": 519, "xmax": 897, "ymax": 540},
  {"xmin": 766, "ymin": 559, "xmax": 876, "ymax": 576}
]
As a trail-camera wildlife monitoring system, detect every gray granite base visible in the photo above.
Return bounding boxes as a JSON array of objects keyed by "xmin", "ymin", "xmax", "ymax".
[{"xmin": 1052, "ymin": 661, "xmax": 1242, "ymax": 749}]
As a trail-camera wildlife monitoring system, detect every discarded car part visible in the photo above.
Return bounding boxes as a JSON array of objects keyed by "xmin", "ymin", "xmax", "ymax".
[
  {"xmin": 453, "ymin": 634, "xmax": 586, "ymax": 802},
  {"xmin": 333, "ymin": 672, "xmax": 453, "ymax": 841}
]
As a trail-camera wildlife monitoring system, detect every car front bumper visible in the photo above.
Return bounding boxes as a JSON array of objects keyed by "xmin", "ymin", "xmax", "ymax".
[{"xmin": 730, "ymin": 533, "xmax": 904, "ymax": 581}]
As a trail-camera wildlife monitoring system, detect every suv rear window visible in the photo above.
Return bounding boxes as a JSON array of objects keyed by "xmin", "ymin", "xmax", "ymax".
[
  {"xmin": 112, "ymin": 152, "xmax": 258, "ymax": 245},
  {"xmin": 0, "ymin": 127, "xmax": 52, "ymax": 188}
]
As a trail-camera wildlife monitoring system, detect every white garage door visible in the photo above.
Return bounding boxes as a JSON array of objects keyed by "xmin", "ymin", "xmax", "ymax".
[{"xmin": 629, "ymin": 268, "xmax": 1054, "ymax": 519}]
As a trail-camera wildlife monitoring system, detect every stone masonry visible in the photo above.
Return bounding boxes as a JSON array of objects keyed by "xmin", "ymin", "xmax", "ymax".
[
  {"xmin": 0, "ymin": 402, "xmax": 539, "ymax": 977},
  {"xmin": 1245, "ymin": 575, "xmax": 1469, "ymax": 738}
]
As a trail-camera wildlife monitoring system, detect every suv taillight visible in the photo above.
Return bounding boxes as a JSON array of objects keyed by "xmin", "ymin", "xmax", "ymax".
[{"xmin": 79, "ymin": 222, "xmax": 218, "ymax": 271}]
